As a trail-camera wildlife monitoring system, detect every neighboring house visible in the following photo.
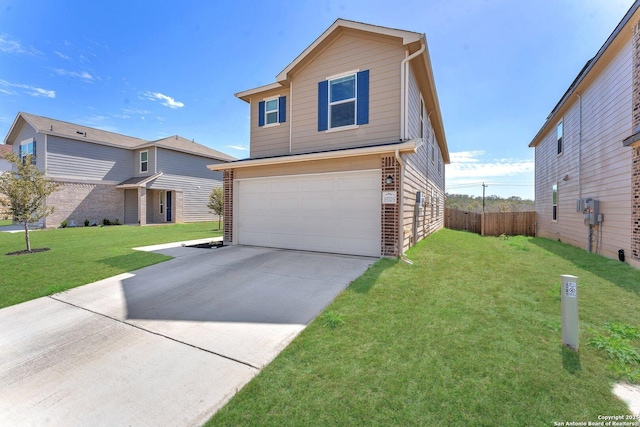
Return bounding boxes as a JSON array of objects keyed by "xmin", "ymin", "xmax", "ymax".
[
  {"xmin": 0, "ymin": 144, "xmax": 10, "ymax": 172},
  {"xmin": 0, "ymin": 145, "xmax": 10, "ymax": 219},
  {"xmin": 529, "ymin": 2, "xmax": 640, "ymax": 268},
  {"xmin": 3, "ymin": 112, "xmax": 234, "ymax": 228},
  {"xmin": 209, "ymin": 19, "xmax": 449, "ymax": 257}
]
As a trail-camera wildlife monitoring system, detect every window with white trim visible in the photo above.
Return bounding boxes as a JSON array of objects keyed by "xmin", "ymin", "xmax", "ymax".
[
  {"xmin": 318, "ymin": 70, "xmax": 369, "ymax": 131},
  {"xmin": 329, "ymin": 74, "xmax": 356, "ymax": 128},
  {"xmin": 552, "ymin": 184, "xmax": 558, "ymax": 221},
  {"xmin": 140, "ymin": 150, "xmax": 148, "ymax": 173},
  {"xmin": 557, "ymin": 120, "xmax": 563, "ymax": 155},
  {"xmin": 159, "ymin": 191, "xmax": 164, "ymax": 214},
  {"xmin": 420, "ymin": 97, "xmax": 425, "ymax": 139},
  {"xmin": 19, "ymin": 138, "xmax": 36, "ymax": 165},
  {"xmin": 265, "ymin": 98, "xmax": 279, "ymax": 125}
]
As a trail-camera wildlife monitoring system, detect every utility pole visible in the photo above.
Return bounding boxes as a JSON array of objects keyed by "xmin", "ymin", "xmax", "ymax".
[{"xmin": 482, "ymin": 183, "xmax": 488, "ymax": 212}]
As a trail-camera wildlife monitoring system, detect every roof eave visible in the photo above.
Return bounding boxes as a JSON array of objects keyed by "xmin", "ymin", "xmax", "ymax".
[
  {"xmin": 235, "ymin": 82, "xmax": 286, "ymax": 103},
  {"xmin": 275, "ymin": 18, "xmax": 422, "ymax": 83},
  {"xmin": 207, "ymin": 140, "xmax": 420, "ymax": 171},
  {"xmin": 529, "ymin": 1, "xmax": 640, "ymax": 149}
]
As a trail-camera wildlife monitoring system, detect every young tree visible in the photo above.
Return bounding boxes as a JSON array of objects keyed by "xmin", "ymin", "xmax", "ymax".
[
  {"xmin": 207, "ymin": 186, "xmax": 224, "ymax": 230},
  {"xmin": 0, "ymin": 152, "xmax": 61, "ymax": 252}
]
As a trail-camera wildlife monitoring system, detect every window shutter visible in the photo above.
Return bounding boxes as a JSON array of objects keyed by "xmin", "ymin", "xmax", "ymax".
[
  {"xmin": 318, "ymin": 80, "xmax": 328, "ymax": 131},
  {"xmin": 32, "ymin": 140, "xmax": 36, "ymax": 164},
  {"xmin": 356, "ymin": 70, "xmax": 369, "ymax": 125},
  {"xmin": 258, "ymin": 101, "xmax": 265, "ymax": 127},
  {"xmin": 278, "ymin": 96, "xmax": 286, "ymax": 123}
]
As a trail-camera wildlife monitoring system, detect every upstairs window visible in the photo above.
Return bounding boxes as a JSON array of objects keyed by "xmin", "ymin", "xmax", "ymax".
[
  {"xmin": 140, "ymin": 150, "xmax": 148, "ymax": 173},
  {"xmin": 420, "ymin": 97, "xmax": 425, "ymax": 139},
  {"xmin": 19, "ymin": 138, "xmax": 36, "ymax": 165},
  {"xmin": 552, "ymin": 184, "xmax": 558, "ymax": 221},
  {"xmin": 318, "ymin": 70, "xmax": 369, "ymax": 131},
  {"xmin": 258, "ymin": 96, "xmax": 286, "ymax": 126},
  {"xmin": 557, "ymin": 120, "xmax": 563, "ymax": 155}
]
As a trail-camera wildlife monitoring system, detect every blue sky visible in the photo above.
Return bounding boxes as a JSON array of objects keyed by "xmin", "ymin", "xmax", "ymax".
[{"xmin": 0, "ymin": 0, "xmax": 634, "ymax": 199}]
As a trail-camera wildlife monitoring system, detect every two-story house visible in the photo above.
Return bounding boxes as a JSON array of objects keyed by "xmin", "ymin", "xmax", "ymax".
[
  {"xmin": 3, "ymin": 112, "xmax": 234, "ymax": 228},
  {"xmin": 529, "ymin": 1, "xmax": 640, "ymax": 269},
  {"xmin": 209, "ymin": 19, "xmax": 449, "ymax": 257}
]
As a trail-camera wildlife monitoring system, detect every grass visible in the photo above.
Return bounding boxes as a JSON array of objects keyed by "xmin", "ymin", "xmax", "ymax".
[
  {"xmin": 207, "ymin": 229, "xmax": 640, "ymax": 426},
  {"xmin": 0, "ymin": 219, "xmax": 12, "ymax": 226},
  {"xmin": 0, "ymin": 222, "xmax": 222, "ymax": 308}
]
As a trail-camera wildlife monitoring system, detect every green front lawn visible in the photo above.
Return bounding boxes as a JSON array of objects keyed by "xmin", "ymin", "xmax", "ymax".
[
  {"xmin": 0, "ymin": 219, "xmax": 11, "ymax": 226},
  {"xmin": 208, "ymin": 229, "xmax": 640, "ymax": 426},
  {"xmin": 0, "ymin": 222, "xmax": 222, "ymax": 308}
]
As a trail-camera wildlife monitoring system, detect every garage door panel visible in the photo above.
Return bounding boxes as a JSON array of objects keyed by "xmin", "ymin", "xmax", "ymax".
[
  {"xmin": 269, "ymin": 181, "xmax": 299, "ymax": 193},
  {"xmin": 237, "ymin": 171, "xmax": 381, "ymax": 257}
]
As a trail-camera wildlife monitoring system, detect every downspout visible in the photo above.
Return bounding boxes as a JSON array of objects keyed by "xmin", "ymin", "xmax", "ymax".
[
  {"xmin": 289, "ymin": 83, "xmax": 293, "ymax": 154},
  {"xmin": 400, "ymin": 41, "xmax": 426, "ymax": 141},
  {"xmin": 577, "ymin": 93, "xmax": 582, "ymax": 199},
  {"xmin": 395, "ymin": 148, "xmax": 411, "ymax": 263}
]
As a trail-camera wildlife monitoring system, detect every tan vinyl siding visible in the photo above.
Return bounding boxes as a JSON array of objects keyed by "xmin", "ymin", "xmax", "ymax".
[
  {"xmin": 535, "ymin": 37, "xmax": 632, "ymax": 260},
  {"xmin": 406, "ymin": 65, "xmax": 422, "ymax": 139},
  {"xmin": 249, "ymin": 87, "xmax": 291, "ymax": 158},
  {"xmin": 401, "ymin": 101, "xmax": 445, "ymax": 251},
  {"xmin": 289, "ymin": 29, "xmax": 403, "ymax": 153},
  {"xmin": 234, "ymin": 155, "xmax": 381, "ymax": 180}
]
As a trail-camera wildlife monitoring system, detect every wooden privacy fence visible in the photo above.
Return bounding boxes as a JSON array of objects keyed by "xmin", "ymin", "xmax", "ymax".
[
  {"xmin": 444, "ymin": 208, "xmax": 481, "ymax": 234},
  {"xmin": 445, "ymin": 208, "xmax": 536, "ymax": 237}
]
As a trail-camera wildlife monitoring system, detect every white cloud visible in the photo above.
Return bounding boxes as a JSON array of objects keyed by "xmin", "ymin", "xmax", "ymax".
[
  {"xmin": 0, "ymin": 79, "xmax": 55, "ymax": 98},
  {"xmin": 0, "ymin": 34, "xmax": 39, "ymax": 55},
  {"xmin": 226, "ymin": 145, "xmax": 249, "ymax": 151},
  {"xmin": 144, "ymin": 91, "xmax": 184, "ymax": 109},
  {"xmin": 50, "ymin": 68, "xmax": 94, "ymax": 81},
  {"xmin": 446, "ymin": 150, "xmax": 534, "ymax": 181},
  {"xmin": 54, "ymin": 51, "xmax": 70, "ymax": 59}
]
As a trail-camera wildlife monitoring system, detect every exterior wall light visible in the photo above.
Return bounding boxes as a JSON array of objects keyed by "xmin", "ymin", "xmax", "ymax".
[{"xmin": 385, "ymin": 175, "xmax": 394, "ymax": 185}]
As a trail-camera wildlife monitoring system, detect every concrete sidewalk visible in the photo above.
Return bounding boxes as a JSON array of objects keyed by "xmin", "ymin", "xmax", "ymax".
[{"xmin": 0, "ymin": 245, "xmax": 375, "ymax": 426}]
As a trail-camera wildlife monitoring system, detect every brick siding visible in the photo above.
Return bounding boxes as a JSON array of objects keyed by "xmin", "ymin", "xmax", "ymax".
[
  {"xmin": 46, "ymin": 181, "xmax": 124, "ymax": 228},
  {"xmin": 633, "ymin": 22, "xmax": 640, "ymax": 262},
  {"xmin": 223, "ymin": 170, "xmax": 234, "ymax": 243},
  {"xmin": 381, "ymin": 156, "xmax": 400, "ymax": 256}
]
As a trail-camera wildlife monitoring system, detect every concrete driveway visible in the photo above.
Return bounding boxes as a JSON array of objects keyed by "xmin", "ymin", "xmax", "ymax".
[{"xmin": 0, "ymin": 245, "xmax": 375, "ymax": 426}]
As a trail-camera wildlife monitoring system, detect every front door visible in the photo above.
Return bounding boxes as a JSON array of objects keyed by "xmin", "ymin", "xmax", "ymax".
[{"xmin": 166, "ymin": 191, "xmax": 172, "ymax": 222}]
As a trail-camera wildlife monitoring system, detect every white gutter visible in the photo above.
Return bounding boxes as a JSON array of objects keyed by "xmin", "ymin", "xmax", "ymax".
[
  {"xmin": 207, "ymin": 140, "xmax": 419, "ymax": 171},
  {"xmin": 400, "ymin": 41, "xmax": 426, "ymax": 141},
  {"xmin": 289, "ymin": 83, "xmax": 293, "ymax": 154},
  {"xmin": 577, "ymin": 93, "xmax": 582, "ymax": 199}
]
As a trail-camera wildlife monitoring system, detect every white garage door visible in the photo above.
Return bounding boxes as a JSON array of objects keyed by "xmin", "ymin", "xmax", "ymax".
[{"xmin": 237, "ymin": 170, "xmax": 381, "ymax": 257}]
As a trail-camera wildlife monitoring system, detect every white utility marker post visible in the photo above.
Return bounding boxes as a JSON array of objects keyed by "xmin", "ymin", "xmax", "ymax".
[{"xmin": 561, "ymin": 274, "xmax": 579, "ymax": 351}]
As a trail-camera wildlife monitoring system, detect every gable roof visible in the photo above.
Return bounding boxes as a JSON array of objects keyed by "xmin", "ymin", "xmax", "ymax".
[
  {"xmin": 529, "ymin": 1, "xmax": 640, "ymax": 148},
  {"xmin": 235, "ymin": 18, "xmax": 449, "ymax": 163},
  {"xmin": 3, "ymin": 112, "xmax": 235, "ymax": 161},
  {"xmin": 235, "ymin": 19, "xmax": 424, "ymax": 100},
  {"xmin": 145, "ymin": 135, "xmax": 235, "ymax": 161}
]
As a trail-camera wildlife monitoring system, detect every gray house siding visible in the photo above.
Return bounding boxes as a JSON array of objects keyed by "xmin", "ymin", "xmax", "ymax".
[
  {"xmin": 47, "ymin": 136, "xmax": 133, "ymax": 182},
  {"xmin": 153, "ymin": 148, "xmax": 224, "ymax": 222},
  {"xmin": 134, "ymin": 147, "xmax": 156, "ymax": 176},
  {"xmin": 12, "ymin": 124, "xmax": 45, "ymax": 171}
]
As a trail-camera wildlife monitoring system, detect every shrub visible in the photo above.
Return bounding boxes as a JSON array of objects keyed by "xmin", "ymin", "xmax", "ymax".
[
  {"xmin": 84, "ymin": 219, "xmax": 89, "ymax": 227},
  {"xmin": 102, "ymin": 218, "xmax": 111, "ymax": 226},
  {"xmin": 61, "ymin": 219, "xmax": 68, "ymax": 228}
]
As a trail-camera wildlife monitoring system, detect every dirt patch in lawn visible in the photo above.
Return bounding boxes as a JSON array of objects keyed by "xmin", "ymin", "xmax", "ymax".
[{"xmin": 6, "ymin": 248, "xmax": 51, "ymax": 256}]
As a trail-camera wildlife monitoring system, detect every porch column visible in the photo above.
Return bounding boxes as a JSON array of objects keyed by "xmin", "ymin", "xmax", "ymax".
[{"xmin": 138, "ymin": 187, "xmax": 147, "ymax": 226}]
